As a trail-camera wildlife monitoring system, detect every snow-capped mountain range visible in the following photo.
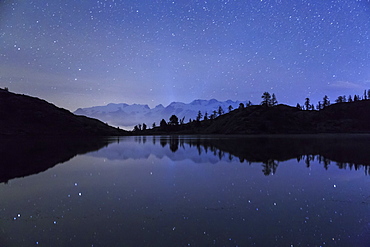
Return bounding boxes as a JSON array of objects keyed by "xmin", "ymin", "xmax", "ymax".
[{"xmin": 74, "ymin": 99, "xmax": 249, "ymax": 130}]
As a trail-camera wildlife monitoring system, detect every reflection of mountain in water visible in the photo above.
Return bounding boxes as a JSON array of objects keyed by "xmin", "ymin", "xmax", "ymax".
[
  {"xmin": 92, "ymin": 135, "xmax": 370, "ymax": 176},
  {"xmin": 7, "ymin": 135, "xmax": 369, "ymax": 183},
  {"xmin": 0, "ymin": 137, "xmax": 112, "ymax": 183},
  {"xmin": 90, "ymin": 136, "xmax": 223, "ymax": 164}
]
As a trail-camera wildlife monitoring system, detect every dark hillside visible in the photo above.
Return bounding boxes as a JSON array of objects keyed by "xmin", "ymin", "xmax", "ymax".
[
  {"xmin": 204, "ymin": 104, "xmax": 318, "ymax": 134},
  {"xmin": 142, "ymin": 99, "xmax": 370, "ymax": 135},
  {"xmin": 203, "ymin": 100, "xmax": 370, "ymax": 134},
  {"xmin": 0, "ymin": 89, "xmax": 128, "ymax": 136},
  {"xmin": 316, "ymin": 100, "xmax": 370, "ymax": 133}
]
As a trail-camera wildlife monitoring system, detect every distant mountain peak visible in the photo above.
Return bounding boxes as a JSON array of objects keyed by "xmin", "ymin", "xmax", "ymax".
[
  {"xmin": 155, "ymin": 104, "xmax": 164, "ymax": 108},
  {"xmin": 74, "ymin": 99, "xmax": 250, "ymax": 129}
]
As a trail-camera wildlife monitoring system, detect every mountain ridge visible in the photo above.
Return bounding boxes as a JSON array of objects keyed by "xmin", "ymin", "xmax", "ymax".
[{"xmin": 74, "ymin": 98, "xmax": 250, "ymax": 129}]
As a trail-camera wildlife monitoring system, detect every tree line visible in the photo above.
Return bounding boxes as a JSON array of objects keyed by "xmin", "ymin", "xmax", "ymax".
[
  {"xmin": 132, "ymin": 89, "xmax": 370, "ymax": 132},
  {"xmin": 297, "ymin": 89, "xmax": 370, "ymax": 111}
]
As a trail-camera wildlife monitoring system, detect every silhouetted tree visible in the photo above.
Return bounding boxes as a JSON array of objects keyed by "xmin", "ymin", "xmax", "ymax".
[
  {"xmin": 271, "ymin": 93, "xmax": 278, "ymax": 106},
  {"xmin": 311, "ymin": 104, "xmax": 314, "ymax": 110},
  {"xmin": 204, "ymin": 112, "xmax": 208, "ymax": 120},
  {"xmin": 196, "ymin": 111, "xmax": 202, "ymax": 121},
  {"xmin": 152, "ymin": 122, "xmax": 156, "ymax": 128},
  {"xmin": 142, "ymin": 123, "xmax": 147, "ymax": 130},
  {"xmin": 133, "ymin": 125, "xmax": 140, "ymax": 131},
  {"xmin": 210, "ymin": 110, "xmax": 217, "ymax": 119},
  {"xmin": 218, "ymin": 106, "xmax": 224, "ymax": 116},
  {"xmin": 367, "ymin": 89, "xmax": 370, "ymax": 99},
  {"xmin": 296, "ymin": 103, "xmax": 302, "ymax": 110},
  {"xmin": 169, "ymin": 115, "xmax": 179, "ymax": 125},
  {"xmin": 180, "ymin": 116, "xmax": 185, "ymax": 125},
  {"xmin": 261, "ymin": 92, "xmax": 271, "ymax": 106},
  {"xmin": 246, "ymin": 101, "xmax": 252, "ymax": 107},
  {"xmin": 4, "ymin": 87, "xmax": 9, "ymax": 92},
  {"xmin": 364, "ymin": 90, "xmax": 368, "ymax": 100},
  {"xmin": 323, "ymin": 95, "xmax": 330, "ymax": 108},
  {"xmin": 335, "ymin": 96, "xmax": 344, "ymax": 103},
  {"xmin": 304, "ymin": 98, "xmax": 310, "ymax": 110},
  {"xmin": 316, "ymin": 101, "xmax": 322, "ymax": 110},
  {"xmin": 160, "ymin": 119, "xmax": 167, "ymax": 128},
  {"xmin": 348, "ymin": 95, "xmax": 353, "ymax": 102},
  {"xmin": 238, "ymin": 103, "xmax": 245, "ymax": 109},
  {"xmin": 354, "ymin": 95, "xmax": 359, "ymax": 101},
  {"xmin": 228, "ymin": 105, "xmax": 233, "ymax": 112}
]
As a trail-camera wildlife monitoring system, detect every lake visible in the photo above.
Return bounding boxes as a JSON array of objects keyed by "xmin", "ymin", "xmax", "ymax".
[{"xmin": 0, "ymin": 135, "xmax": 370, "ymax": 246}]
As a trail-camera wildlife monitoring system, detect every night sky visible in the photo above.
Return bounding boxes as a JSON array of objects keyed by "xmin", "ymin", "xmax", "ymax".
[{"xmin": 1, "ymin": 0, "xmax": 370, "ymax": 111}]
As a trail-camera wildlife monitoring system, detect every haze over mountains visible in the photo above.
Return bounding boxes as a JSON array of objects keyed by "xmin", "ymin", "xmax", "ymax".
[{"xmin": 74, "ymin": 99, "xmax": 250, "ymax": 129}]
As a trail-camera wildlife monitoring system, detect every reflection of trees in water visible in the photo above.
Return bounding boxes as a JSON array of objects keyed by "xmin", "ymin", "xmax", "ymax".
[
  {"xmin": 262, "ymin": 159, "xmax": 278, "ymax": 176},
  {"xmin": 134, "ymin": 135, "xmax": 370, "ymax": 176},
  {"xmin": 298, "ymin": 154, "xmax": 370, "ymax": 175}
]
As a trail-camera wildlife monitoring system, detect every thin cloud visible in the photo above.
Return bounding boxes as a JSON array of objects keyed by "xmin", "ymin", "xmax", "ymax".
[{"xmin": 327, "ymin": 81, "xmax": 364, "ymax": 90}]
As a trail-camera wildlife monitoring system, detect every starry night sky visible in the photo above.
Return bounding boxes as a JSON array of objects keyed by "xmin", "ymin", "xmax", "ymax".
[{"xmin": 1, "ymin": 0, "xmax": 370, "ymax": 111}]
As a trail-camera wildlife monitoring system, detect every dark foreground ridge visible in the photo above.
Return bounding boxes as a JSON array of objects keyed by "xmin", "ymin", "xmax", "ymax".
[
  {"xmin": 0, "ymin": 89, "xmax": 128, "ymax": 136},
  {"xmin": 139, "ymin": 100, "xmax": 370, "ymax": 134}
]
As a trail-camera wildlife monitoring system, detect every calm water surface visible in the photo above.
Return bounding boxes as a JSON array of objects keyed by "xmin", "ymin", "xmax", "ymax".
[{"xmin": 0, "ymin": 135, "xmax": 370, "ymax": 246}]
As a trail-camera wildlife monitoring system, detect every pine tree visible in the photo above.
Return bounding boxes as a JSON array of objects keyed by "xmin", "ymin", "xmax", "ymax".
[
  {"xmin": 335, "ymin": 96, "xmax": 344, "ymax": 103},
  {"xmin": 196, "ymin": 111, "xmax": 202, "ymax": 121},
  {"xmin": 228, "ymin": 105, "xmax": 233, "ymax": 112},
  {"xmin": 323, "ymin": 95, "xmax": 330, "ymax": 108},
  {"xmin": 304, "ymin": 98, "xmax": 310, "ymax": 110},
  {"xmin": 271, "ymin": 93, "xmax": 278, "ymax": 106},
  {"xmin": 261, "ymin": 92, "xmax": 272, "ymax": 106},
  {"xmin": 218, "ymin": 106, "xmax": 224, "ymax": 116},
  {"xmin": 204, "ymin": 112, "xmax": 208, "ymax": 120},
  {"xmin": 169, "ymin": 115, "xmax": 179, "ymax": 125},
  {"xmin": 160, "ymin": 119, "xmax": 167, "ymax": 128},
  {"xmin": 316, "ymin": 101, "xmax": 322, "ymax": 110}
]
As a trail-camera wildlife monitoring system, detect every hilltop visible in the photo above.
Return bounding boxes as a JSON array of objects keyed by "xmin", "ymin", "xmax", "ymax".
[
  {"xmin": 139, "ymin": 100, "xmax": 370, "ymax": 135},
  {"xmin": 0, "ymin": 89, "xmax": 128, "ymax": 136}
]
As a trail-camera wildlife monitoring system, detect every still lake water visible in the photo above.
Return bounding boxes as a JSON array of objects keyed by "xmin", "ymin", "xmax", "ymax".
[{"xmin": 0, "ymin": 135, "xmax": 370, "ymax": 246}]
